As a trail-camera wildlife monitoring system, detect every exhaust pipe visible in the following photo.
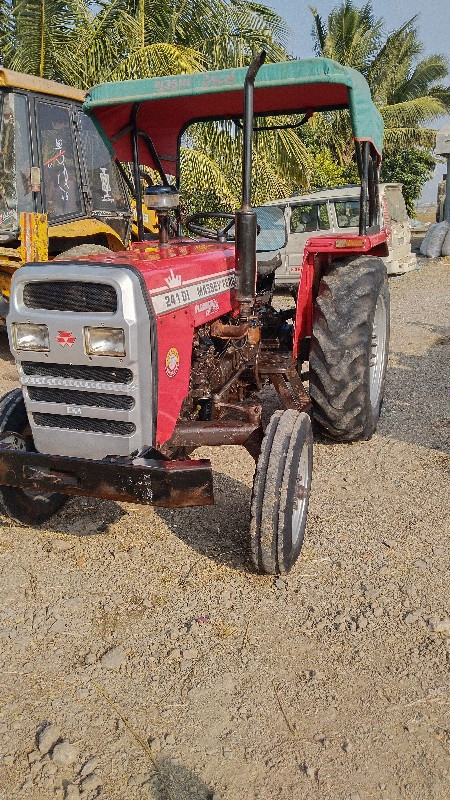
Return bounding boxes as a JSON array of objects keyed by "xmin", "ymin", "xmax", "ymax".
[{"xmin": 235, "ymin": 50, "xmax": 266, "ymax": 318}]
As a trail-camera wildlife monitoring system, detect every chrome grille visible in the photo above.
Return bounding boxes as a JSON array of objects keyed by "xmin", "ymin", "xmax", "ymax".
[
  {"xmin": 33, "ymin": 413, "xmax": 135, "ymax": 435},
  {"xmin": 21, "ymin": 362, "xmax": 133, "ymax": 384},
  {"xmin": 10, "ymin": 262, "xmax": 154, "ymax": 459},
  {"xmin": 28, "ymin": 387, "xmax": 134, "ymax": 410},
  {"xmin": 23, "ymin": 281, "xmax": 117, "ymax": 312}
]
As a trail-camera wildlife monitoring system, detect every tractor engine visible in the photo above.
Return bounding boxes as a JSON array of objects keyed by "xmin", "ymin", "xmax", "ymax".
[{"xmin": 184, "ymin": 320, "xmax": 260, "ymax": 418}]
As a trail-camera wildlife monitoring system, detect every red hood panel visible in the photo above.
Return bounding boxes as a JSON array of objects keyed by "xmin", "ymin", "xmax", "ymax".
[{"xmin": 75, "ymin": 240, "xmax": 237, "ymax": 447}]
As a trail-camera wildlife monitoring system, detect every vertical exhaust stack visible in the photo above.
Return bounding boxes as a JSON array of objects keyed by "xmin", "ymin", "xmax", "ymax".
[{"xmin": 235, "ymin": 50, "xmax": 266, "ymax": 320}]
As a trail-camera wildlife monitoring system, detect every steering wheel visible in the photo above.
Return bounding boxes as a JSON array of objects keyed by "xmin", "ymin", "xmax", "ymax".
[{"xmin": 185, "ymin": 212, "xmax": 235, "ymax": 241}]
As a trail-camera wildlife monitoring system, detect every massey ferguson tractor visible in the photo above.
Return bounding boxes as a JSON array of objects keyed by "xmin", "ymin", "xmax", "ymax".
[{"xmin": 0, "ymin": 54, "xmax": 389, "ymax": 574}]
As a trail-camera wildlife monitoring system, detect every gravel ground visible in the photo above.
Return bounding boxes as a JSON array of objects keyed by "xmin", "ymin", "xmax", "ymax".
[{"xmin": 0, "ymin": 256, "xmax": 449, "ymax": 800}]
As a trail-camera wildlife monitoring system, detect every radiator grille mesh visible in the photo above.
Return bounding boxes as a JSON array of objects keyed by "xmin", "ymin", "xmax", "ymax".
[
  {"xmin": 28, "ymin": 387, "xmax": 134, "ymax": 410},
  {"xmin": 33, "ymin": 413, "xmax": 135, "ymax": 435},
  {"xmin": 23, "ymin": 281, "xmax": 117, "ymax": 313},
  {"xmin": 21, "ymin": 362, "xmax": 133, "ymax": 384}
]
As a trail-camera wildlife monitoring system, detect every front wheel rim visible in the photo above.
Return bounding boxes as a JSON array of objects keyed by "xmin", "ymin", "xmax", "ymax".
[
  {"xmin": 369, "ymin": 293, "xmax": 387, "ymax": 410},
  {"xmin": 291, "ymin": 441, "xmax": 311, "ymax": 547}
]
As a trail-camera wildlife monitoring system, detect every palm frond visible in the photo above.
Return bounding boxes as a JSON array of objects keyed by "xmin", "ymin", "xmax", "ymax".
[
  {"xmin": 10, "ymin": 0, "xmax": 88, "ymax": 79},
  {"xmin": 109, "ymin": 43, "xmax": 204, "ymax": 82},
  {"xmin": 381, "ymin": 96, "xmax": 448, "ymax": 127}
]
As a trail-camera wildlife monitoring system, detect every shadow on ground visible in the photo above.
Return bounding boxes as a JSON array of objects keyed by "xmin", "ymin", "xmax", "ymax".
[
  {"xmin": 5, "ymin": 468, "xmax": 255, "ymax": 572},
  {"xmin": 148, "ymin": 758, "xmax": 215, "ymax": 800},
  {"xmin": 37, "ymin": 496, "xmax": 126, "ymax": 536},
  {"xmin": 155, "ymin": 469, "xmax": 254, "ymax": 573}
]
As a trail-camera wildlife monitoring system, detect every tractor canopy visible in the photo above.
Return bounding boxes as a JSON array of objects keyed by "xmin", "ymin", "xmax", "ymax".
[{"xmin": 83, "ymin": 58, "xmax": 383, "ymax": 176}]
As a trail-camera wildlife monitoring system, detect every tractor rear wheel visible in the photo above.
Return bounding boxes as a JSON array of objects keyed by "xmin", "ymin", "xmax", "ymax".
[
  {"xmin": 310, "ymin": 256, "xmax": 389, "ymax": 441},
  {"xmin": 0, "ymin": 389, "xmax": 68, "ymax": 525},
  {"xmin": 250, "ymin": 409, "xmax": 313, "ymax": 575}
]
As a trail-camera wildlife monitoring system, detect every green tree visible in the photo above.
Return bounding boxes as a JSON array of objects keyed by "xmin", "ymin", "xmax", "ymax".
[
  {"xmin": 0, "ymin": 0, "xmax": 86, "ymax": 80},
  {"xmin": 309, "ymin": 1, "xmax": 450, "ymax": 156},
  {"xmin": 1, "ymin": 0, "xmax": 289, "ymax": 88},
  {"xmin": 381, "ymin": 147, "xmax": 436, "ymax": 216},
  {"xmin": 0, "ymin": 1, "xmax": 311, "ymax": 206}
]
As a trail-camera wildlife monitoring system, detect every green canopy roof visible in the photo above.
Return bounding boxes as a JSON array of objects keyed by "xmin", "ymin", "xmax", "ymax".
[{"xmin": 84, "ymin": 58, "xmax": 383, "ymax": 175}]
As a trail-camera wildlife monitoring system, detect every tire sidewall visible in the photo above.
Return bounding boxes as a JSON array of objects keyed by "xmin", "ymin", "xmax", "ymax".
[
  {"xmin": 278, "ymin": 413, "xmax": 313, "ymax": 573},
  {"xmin": 310, "ymin": 255, "xmax": 390, "ymax": 441},
  {"xmin": 251, "ymin": 410, "xmax": 313, "ymax": 575},
  {"xmin": 0, "ymin": 389, "xmax": 67, "ymax": 525},
  {"xmin": 360, "ymin": 272, "xmax": 390, "ymax": 438}
]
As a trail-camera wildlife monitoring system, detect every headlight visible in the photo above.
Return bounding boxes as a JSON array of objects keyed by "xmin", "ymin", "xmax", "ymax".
[
  {"xmin": 84, "ymin": 327, "xmax": 126, "ymax": 357},
  {"xmin": 12, "ymin": 323, "xmax": 49, "ymax": 351}
]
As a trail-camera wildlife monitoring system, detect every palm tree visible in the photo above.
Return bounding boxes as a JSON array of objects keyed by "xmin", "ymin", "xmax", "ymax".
[
  {"xmin": 1, "ymin": 0, "xmax": 86, "ymax": 80},
  {"xmin": 1, "ymin": 0, "xmax": 289, "ymax": 87},
  {"xmin": 1, "ymin": 1, "xmax": 310, "ymax": 206},
  {"xmin": 309, "ymin": 1, "xmax": 450, "ymax": 157}
]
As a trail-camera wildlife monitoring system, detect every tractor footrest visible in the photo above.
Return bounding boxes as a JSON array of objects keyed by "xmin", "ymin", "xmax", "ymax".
[{"xmin": 0, "ymin": 447, "xmax": 214, "ymax": 508}]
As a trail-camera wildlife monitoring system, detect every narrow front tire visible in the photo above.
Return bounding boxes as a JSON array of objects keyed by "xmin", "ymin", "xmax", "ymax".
[{"xmin": 250, "ymin": 409, "xmax": 313, "ymax": 575}]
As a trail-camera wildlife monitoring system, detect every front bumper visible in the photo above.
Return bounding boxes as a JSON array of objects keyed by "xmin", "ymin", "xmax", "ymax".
[{"xmin": 0, "ymin": 444, "xmax": 214, "ymax": 508}]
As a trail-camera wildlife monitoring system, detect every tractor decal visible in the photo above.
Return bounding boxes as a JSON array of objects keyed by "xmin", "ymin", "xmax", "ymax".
[
  {"xmin": 165, "ymin": 347, "xmax": 180, "ymax": 378},
  {"xmin": 150, "ymin": 270, "xmax": 235, "ymax": 315}
]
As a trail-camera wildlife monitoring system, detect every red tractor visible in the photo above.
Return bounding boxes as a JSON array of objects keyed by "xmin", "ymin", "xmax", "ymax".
[{"xmin": 0, "ymin": 54, "xmax": 389, "ymax": 574}]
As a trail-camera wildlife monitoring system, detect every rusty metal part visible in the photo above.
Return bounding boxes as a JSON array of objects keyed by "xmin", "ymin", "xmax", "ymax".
[
  {"xmin": 246, "ymin": 319, "xmax": 261, "ymax": 344},
  {"xmin": 168, "ymin": 419, "xmax": 263, "ymax": 460},
  {"xmin": 259, "ymin": 349, "xmax": 311, "ymax": 412},
  {"xmin": 271, "ymin": 368, "xmax": 311, "ymax": 413},
  {"xmin": 213, "ymin": 401, "xmax": 261, "ymax": 426},
  {"xmin": 285, "ymin": 366, "xmax": 311, "ymax": 410},
  {"xmin": 258, "ymin": 350, "xmax": 294, "ymax": 374},
  {"xmin": 0, "ymin": 445, "xmax": 214, "ymax": 508},
  {"xmin": 212, "ymin": 364, "xmax": 247, "ymax": 401},
  {"xmin": 211, "ymin": 319, "xmax": 249, "ymax": 339}
]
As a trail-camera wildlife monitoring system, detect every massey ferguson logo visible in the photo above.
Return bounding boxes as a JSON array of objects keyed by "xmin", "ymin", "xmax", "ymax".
[{"xmin": 56, "ymin": 331, "xmax": 76, "ymax": 347}]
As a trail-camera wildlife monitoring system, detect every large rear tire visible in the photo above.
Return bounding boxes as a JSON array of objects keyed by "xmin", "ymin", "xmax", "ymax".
[
  {"xmin": 250, "ymin": 409, "xmax": 313, "ymax": 575},
  {"xmin": 309, "ymin": 256, "xmax": 389, "ymax": 442},
  {"xmin": 0, "ymin": 390, "xmax": 68, "ymax": 525}
]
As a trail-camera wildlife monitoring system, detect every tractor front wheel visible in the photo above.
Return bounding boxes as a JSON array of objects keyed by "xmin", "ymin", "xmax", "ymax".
[
  {"xmin": 250, "ymin": 409, "xmax": 313, "ymax": 575},
  {"xmin": 309, "ymin": 255, "xmax": 390, "ymax": 441},
  {"xmin": 0, "ymin": 390, "xmax": 68, "ymax": 525}
]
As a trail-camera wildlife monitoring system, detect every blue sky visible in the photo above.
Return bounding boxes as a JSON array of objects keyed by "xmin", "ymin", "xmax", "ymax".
[
  {"xmin": 266, "ymin": 0, "xmax": 450, "ymax": 203},
  {"xmin": 265, "ymin": 0, "xmax": 450, "ymax": 61}
]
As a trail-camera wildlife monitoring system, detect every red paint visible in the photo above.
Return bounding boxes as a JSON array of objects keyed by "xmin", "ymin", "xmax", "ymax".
[
  {"xmin": 56, "ymin": 331, "xmax": 76, "ymax": 347},
  {"xmin": 93, "ymin": 83, "xmax": 351, "ymax": 174},
  {"xmin": 43, "ymin": 150, "xmax": 66, "ymax": 167},
  {"xmin": 77, "ymin": 241, "xmax": 235, "ymax": 446},
  {"xmin": 293, "ymin": 230, "xmax": 389, "ymax": 357},
  {"xmin": 78, "ymin": 229, "xmax": 388, "ymax": 445}
]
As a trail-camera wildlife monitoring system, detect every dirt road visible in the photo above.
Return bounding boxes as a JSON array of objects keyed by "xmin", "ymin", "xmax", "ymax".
[{"xmin": 0, "ymin": 257, "xmax": 449, "ymax": 800}]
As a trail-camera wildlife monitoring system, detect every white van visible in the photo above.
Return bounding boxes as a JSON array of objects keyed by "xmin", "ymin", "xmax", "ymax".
[{"xmin": 260, "ymin": 183, "xmax": 416, "ymax": 287}]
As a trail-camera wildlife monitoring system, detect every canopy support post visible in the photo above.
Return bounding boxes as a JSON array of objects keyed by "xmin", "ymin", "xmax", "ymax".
[
  {"xmin": 235, "ymin": 50, "xmax": 266, "ymax": 320},
  {"xmin": 358, "ymin": 141, "xmax": 370, "ymax": 236},
  {"xmin": 131, "ymin": 103, "xmax": 144, "ymax": 241}
]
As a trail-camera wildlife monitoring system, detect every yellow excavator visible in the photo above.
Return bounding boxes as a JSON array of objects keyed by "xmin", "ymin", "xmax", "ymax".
[{"xmin": 0, "ymin": 69, "xmax": 157, "ymax": 317}]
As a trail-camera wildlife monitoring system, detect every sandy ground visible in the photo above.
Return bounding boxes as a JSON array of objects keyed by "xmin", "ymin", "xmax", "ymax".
[{"xmin": 0, "ymin": 256, "xmax": 449, "ymax": 800}]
